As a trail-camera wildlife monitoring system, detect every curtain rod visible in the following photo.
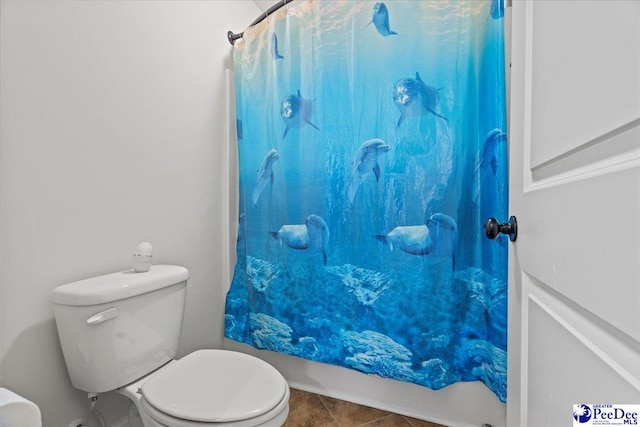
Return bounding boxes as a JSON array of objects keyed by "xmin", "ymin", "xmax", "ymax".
[{"xmin": 227, "ymin": 0, "xmax": 294, "ymax": 45}]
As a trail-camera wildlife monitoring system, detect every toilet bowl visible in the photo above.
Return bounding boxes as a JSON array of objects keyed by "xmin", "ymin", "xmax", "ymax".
[
  {"xmin": 49, "ymin": 265, "xmax": 290, "ymax": 427},
  {"xmin": 118, "ymin": 350, "xmax": 290, "ymax": 427}
]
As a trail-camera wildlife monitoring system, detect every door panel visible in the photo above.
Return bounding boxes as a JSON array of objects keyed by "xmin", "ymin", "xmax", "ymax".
[
  {"xmin": 522, "ymin": 165, "xmax": 640, "ymax": 340},
  {"xmin": 526, "ymin": 274, "xmax": 640, "ymax": 426},
  {"xmin": 529, "ymin": 1, "xmax": 640, "ymax": 168},
  {"xmin": 508, "ymin": 1, "xmax": 640, "ymax": 425}
]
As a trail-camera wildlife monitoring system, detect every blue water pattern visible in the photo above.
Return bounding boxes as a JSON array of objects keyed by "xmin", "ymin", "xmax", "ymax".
[{"xmin": 225, "ymin": 0, "xmax": 508, "ymax": 402}]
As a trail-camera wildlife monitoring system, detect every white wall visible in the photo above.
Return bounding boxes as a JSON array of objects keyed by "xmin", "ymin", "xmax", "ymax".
[{"xmin": 0, "ymin": 1, "xmax": 259, "ymax": 426}]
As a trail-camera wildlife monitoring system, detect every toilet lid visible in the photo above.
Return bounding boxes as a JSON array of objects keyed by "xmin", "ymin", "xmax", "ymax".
[{"xmin": 141, "ymin": 350, "xmax": 287, "ymax": 423}]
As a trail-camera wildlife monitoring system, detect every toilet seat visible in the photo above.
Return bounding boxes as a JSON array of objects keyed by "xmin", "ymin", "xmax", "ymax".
[
  {"xmin": 140, "ymin": 389, "xmax": 289, "ymax": 427},
  {"xmin": 140, "ymin": 350, "xmax": 289, "ymax": 426}
]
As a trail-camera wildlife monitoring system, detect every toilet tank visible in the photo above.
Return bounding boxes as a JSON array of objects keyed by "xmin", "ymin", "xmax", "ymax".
[{"xmin": 49, "ymin": 265, "xmax": 189, "ymax": 393}]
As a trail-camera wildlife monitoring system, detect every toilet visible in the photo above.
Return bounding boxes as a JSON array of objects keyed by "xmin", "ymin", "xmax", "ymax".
[{"xmin": 49, "ymin": 265, "xmax": 289, "ymax": 427}]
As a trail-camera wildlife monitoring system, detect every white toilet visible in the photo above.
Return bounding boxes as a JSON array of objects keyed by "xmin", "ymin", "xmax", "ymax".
[{"xmin": 49, "ymin": 265, "xmax": 289, "ymax": 427}]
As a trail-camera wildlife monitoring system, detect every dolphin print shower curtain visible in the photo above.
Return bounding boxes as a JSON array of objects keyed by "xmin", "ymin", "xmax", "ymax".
[{"xmin": 225, "ymin": 0, "xmax": 507, "ymax": 401}]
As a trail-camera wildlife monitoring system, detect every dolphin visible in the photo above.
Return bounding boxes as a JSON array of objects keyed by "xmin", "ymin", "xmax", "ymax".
[
  {"xmin": 270, "ymin": 214, "xmax": 330, "ymax": 264},
  {"xmin": 374, "ymin": 224, "xmax": 432, "ymax": 255},
  {"xmin": 476, "ymin": 128, "xmax": 507, "ymax": 176},
  {"xmin": 425, "ymin": 213, "xmax": 458, "ymax": 257},
  {"xmin": 251, "ymin": 149, "xmax": 279, "ymax": 208},
  {"xmin": 374, "ymin": 213, "xmax": 457, "ymax": 257},
  {"xmin": 347, "ymin": 138, "xmax": 390, "ymax": 203},
  {"xmin": 393, "ymin": 72, "xmax": 448, "ymax": 127},
  {"xmin": 367, "ymin": 3, "xmax": 398, "ymax": 36},
  {"xmin": 271, "ymin": 32, "xmax": 284, "ymax": 60},
  {"xmin": 280, "ymin": 90, "xmax": 320, "ymax": 139}
]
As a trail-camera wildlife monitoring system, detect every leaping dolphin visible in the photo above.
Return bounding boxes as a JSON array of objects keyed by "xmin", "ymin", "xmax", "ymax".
[
  {"xmin": 374, "ymin": 213, "xmax": 458, "ymax": 256},
  {"xmin": 271, "ymin": 32, "xmax": 284, "ymax": 60},
  {"xmin": 367, "ymin": 3, "xmax": 398, "ymax": 36},
  {"xmin": 280, "ymin": 90, "xmax": 319, "ymax": 140},
  {"xmin": 270, "ymin": 214, "xmax": 330, "ymax": 264},
  {"xmin": 393, "ymin": 72, "xmax": 448, "ymax": 127},
  {"xmin": 251, "ymin": 149, "xmax": 279, "ymax": 208},
  {"xmin": 476, "ymin": 128, "xmax": 507, "ymax": 176},
  {"xmin": 347, "ymin": 138, "xmax": 390, "ymax": 203}
]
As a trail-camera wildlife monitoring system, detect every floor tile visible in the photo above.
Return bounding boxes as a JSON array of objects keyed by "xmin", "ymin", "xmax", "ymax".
[
  {"xmin": 318, "ymin": 395, "xmax": 393, "ymax": 427},
  {"xmin": 284, "ymin": 388, "xmax": 449, "ymax": 427},
  {"xmin": 283, "ymin": 389, "xmax": 339, "ymax": 427},
  {"xmin": 359, "ymin": 414, "xmax": 413, "ymax": 427}
]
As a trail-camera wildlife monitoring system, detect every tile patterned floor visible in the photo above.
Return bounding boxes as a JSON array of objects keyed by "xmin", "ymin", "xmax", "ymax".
[{"xmin": 284, "ymin": 388, "xmax": 448, "ymax": 427}]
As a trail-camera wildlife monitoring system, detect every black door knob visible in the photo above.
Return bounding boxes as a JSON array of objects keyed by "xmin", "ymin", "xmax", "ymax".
[{"xmin": 484, "ymin": 216, "xmax": 518, "ymax": 242}]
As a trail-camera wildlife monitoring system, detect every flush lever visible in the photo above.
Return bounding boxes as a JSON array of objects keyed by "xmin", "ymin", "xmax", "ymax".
[{"xmin": 86, "ymin": 307, "xmax": 118, "ymax": 325}]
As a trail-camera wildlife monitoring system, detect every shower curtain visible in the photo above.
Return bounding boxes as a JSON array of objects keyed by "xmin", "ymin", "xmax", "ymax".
[{"xmin": 225, "ymin": 0, "xmax": 507, "ymax": 402}]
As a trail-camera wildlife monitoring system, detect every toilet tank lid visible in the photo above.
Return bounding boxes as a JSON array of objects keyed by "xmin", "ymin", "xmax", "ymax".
[{"xmin": 49, "ymin": 265, "xmax": 189, "ymax": 306}]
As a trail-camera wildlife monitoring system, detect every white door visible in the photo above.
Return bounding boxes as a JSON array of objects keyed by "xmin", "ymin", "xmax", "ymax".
[{"xmin": 507, "ymin": 1, "xmax": 640, "ymax": 426}]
